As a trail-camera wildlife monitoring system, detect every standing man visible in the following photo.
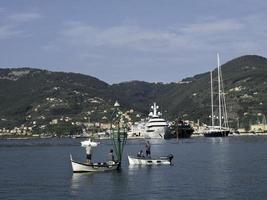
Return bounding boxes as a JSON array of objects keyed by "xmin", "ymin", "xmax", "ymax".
[
  {"xmin": 109, "ymin": 149, "xmax": 115, "ymax": 161},
  {"xmin": 145, "ymin": 141, "xmax": 151, "ymax": 157},
  {"xmin": 81, "ymin": 139, "xmax": 98, "ymax": 164},
  {"xmin": 85, "ymin": 145, "xmax": 92, "ymax": 164}
]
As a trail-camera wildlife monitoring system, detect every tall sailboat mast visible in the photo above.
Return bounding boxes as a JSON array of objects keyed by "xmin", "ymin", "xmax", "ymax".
[
  {"xmin": 220, "ymin": 67, "xmax": 229, "ymax": 129},
  {"xmin": 217, "ymin": 53, "xmax": 222, "ymax": 130},
  {"xmin": 210, "ymin": 71, "xmax": 214, "ymax": 127},
  {"xmin": 204, "ymin": 54, "xmax": 230, "ymax": 137}
]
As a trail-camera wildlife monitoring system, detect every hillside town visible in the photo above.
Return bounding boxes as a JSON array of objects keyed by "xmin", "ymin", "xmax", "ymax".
[{"xmin": 1, "ymin": 108, "xmax": 266, "ymax": 138}]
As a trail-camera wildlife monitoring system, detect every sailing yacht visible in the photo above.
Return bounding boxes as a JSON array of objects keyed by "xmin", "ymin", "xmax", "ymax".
[
  {"xmin": 204, "ymin": 54, "xmax": 230, "ymax": 137},
  {"xmin": 144, "ymin": 102, "xmax": 168, "ymax": 139}
]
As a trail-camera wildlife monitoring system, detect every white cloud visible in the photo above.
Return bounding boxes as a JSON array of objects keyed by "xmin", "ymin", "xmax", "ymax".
[
  {"xmin": 0, "ymin": 12, "xmax": 42, "ymax": 39},
  {"xmin": 60, "ymin": 22, "xmax": 193, "ymax": 53},
  {"xmin": 49, "ymin": 15, "xmax": 267, "ymax": 59},
  {"xmin": 42, "ymin": 15, "xmax": 267, "ymax": 82},
  {"xmin": 7, "ymin": 12, "xmax": 42, "ymax": 23},
  {"xmin": 59, "ymin": 18, "xmax": 251, "ymax": 54},
  {"xmin": 181, "ymin": 19, "xmax": 243, "ymax": 34},
  {"xmin": 0, "ymin": 25, "xmax": 22, "ymax": 39}
]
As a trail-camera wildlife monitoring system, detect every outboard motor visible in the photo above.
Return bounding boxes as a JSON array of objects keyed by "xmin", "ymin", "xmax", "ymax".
[{"xmin": 168, "ymin": 154, "xmax": 174, "ymax": 165}]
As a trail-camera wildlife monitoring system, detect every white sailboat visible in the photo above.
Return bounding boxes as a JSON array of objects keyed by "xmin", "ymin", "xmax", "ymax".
[{"xmin": 204, "ymin": 54, "xmax": 230, "ymax": 137}]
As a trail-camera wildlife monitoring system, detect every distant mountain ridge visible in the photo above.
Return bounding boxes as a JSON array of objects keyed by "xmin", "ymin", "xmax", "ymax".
[{"xmin": 0, "ymin": 55, "xmax": 267, "ymax": 130}]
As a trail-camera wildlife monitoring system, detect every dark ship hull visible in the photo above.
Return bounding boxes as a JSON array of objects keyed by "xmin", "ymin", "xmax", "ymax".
[
  {"xmin": 164, "ymin": 123, "xmax": 194, "ymax": 139},
  {"xmin": 203, "ymin": 130, "xmax": 230, "ymax": 137}
]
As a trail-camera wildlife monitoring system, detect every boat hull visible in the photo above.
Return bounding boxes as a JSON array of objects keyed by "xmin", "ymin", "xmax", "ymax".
[
  {"xmin": 204, "ymin": 130, "xmax": 230, "ymax": 137},
  {"xmin": 164, "ymin": 124, "xmax": 194, "ymax": 139},
  {"xmin": 144, "ymin": 127, "xmax": 168, "ymax": 139},
  {"xmin": 70, "ymin": 155, "xmax": 119, "ymax": 172},
  {"xmin": 128, "ymin": 155, "xmax": 172, "ymax": 165}
]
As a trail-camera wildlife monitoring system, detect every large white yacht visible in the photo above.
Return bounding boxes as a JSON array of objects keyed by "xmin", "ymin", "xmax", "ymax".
[{"xmin": 144, "ymin": 102, "xmax": 168, "ymax": 139}]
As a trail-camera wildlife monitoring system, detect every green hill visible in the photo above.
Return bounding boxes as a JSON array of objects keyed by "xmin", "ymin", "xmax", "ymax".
[
  {"xmin": 112, "ymin": 55, "xmax": 267, "ymax": 128},
  {"xmin": 0, "ymin": 55, "xmax": 266, "ymax": 133},
  {"xmin": 0, "ymin": 68, "xmax": 114, "ymax": 129}
]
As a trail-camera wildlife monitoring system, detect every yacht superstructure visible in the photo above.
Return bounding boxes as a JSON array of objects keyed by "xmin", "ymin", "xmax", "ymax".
[{"xmin": 144, "ymin": 102, "xmax": 168, "ymax": 139}]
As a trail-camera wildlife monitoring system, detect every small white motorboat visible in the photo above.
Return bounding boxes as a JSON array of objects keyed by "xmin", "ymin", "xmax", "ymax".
[
  {"xmin": 128, "ymin": 154, "xmax": 173, "ymax": 165},
  {"xmin": 70, "ymin": 155, "xmax": 119, "ymax": 173}
]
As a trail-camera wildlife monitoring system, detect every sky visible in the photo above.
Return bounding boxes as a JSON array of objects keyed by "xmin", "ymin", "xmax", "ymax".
[{"xmin": 0, "ymin": 0, "xmax": 267, "ymax": 84}]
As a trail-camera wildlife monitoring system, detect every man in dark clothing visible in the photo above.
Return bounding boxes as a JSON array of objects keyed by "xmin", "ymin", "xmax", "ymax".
[
  {"xmin": 109, "ymin": 149, "xmax": 115, "ymax": 161},
  {"xmin": 145, "ymin": 141, "xmax": 151, "ymax": 157}
]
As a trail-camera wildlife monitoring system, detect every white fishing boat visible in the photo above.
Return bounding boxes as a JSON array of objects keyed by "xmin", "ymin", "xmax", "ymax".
[
  {"xmin": 128, "ymin": 154, "xmax": 173, "ymax": 165},
  {"xmin": 70, "ymin": 155, "xmax": 119, "ymax": 172},
  {"xmin": 70, "ymin": 101, "xmax": 128, "ymax": 173},
  {"xmin": 70, "ymin": 138, "xmax": 119, "ymax": 173}
]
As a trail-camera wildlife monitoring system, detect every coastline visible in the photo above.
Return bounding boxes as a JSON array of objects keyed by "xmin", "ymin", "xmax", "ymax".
[{"xmin": 1, "ymin": 132, "xmax": 267, "ymax": 140}]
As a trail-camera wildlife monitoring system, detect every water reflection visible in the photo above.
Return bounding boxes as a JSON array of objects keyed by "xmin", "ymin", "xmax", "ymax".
[
  {"xmin": 108, "ymin": 171, "xmax": 130, "ymax": 199},
  {"xmin": 71, "ymin": 173, "xmax": 95, "ymax": 191},
  {"xmin": 206, "ymin": 137, "xmax": 231, "ymax": 198},
  {"xmin": 210, "ymin": 137, "xmax": 223, "ymax": 143},
  {"xmin": 128, "ymin": 164, "xmax": 154, "ymax": 175}
]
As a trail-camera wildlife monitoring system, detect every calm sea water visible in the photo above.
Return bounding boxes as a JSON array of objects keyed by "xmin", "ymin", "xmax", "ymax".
[{"xmin": 0, "ymin": 136, "xmax": 267, "ymax": 200}]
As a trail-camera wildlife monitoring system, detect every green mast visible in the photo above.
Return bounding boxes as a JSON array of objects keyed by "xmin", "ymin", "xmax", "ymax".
[{"xmin": 110, "ymin": 100, "xmax": 128, "ymax": 169}]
